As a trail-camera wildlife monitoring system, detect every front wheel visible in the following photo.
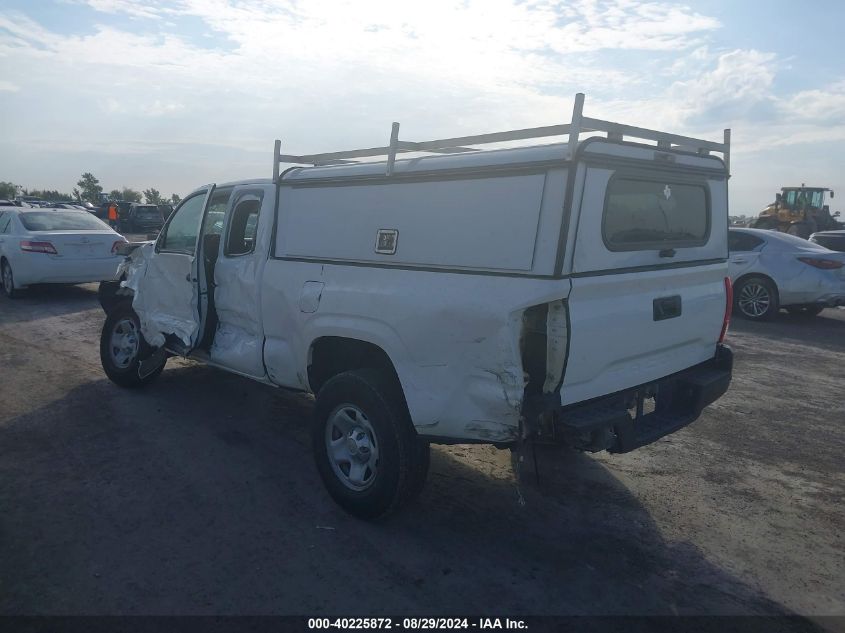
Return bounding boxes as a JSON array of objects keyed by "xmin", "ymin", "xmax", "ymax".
[
  {"xmin": 734, "ymin": 276, "xmax": 779, "ymax": 321},
  {"xmin": 100, "ymin": 302, "xmax": 165, "ymax": 387},
  {"xmin": 313, "ymin": 368, "xmax": 429, "ymax": 519}
]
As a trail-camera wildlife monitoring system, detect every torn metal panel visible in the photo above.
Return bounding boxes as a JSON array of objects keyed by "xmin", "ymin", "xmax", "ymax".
[
  {"xmin": 208, "ymin": 188, "xmax": 273, "ymax": 378},
  {"xmin": 209, "ymin": 322, "xmax": 261, "ymax": 373},
  {"xmin": 121, "ymin": 242, "xmax": 199, "ymax": 348}
]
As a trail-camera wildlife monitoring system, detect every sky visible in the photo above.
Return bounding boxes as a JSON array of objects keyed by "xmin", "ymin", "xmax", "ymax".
[{"xmin": 0, "ymin": 0, "xmax": 843, "ymax": 215}]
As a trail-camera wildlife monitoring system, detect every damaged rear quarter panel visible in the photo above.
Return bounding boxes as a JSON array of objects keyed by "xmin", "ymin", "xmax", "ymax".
[{"xmin": 265, "ymin": 264, "xmax": 572, "ymax": 443}]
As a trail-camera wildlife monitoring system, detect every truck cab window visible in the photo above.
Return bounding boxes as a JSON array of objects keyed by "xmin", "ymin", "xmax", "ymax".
[
  {"xmin": 202, "ymin": 187, "xmax": 233, "ymax": 237},
  {"xmin": 159, "ymin": 192, "xmax": 207, "ymax": 255},
  {"xmin": 225, "ymin": 198, "xmax": 261, "ymax": 256}
]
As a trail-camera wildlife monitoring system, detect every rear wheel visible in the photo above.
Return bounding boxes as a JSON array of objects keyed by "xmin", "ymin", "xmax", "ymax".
[
  {"xmin": 1, "ymin": 260, "xmax": 20, "ymax": 299},
  {"xmin": 752, "ymin": 217, "xmax": 778, "ymax": 230},
  {"xmin": 787, "ymin": 222, "xmax": 814, "ymax": 239},
  {"xmin": 313, "ymin": 368, "xmax": 429, "ymax": 519},
  {"xmin": 100, "ymin": 302, "xmax": 165, "ymax": 387},
  {"xmin": 734, "ymin": 276, "xmax": 779, "ymax": 321},
  {"xmin": 786, "ymin": 304, "xmax": 825, "ymax": 317}
]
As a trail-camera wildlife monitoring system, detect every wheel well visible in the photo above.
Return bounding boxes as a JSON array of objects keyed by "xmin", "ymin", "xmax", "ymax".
[
  {"xmin": 734, "ymin": 273, "xmax": 779, "ymax": 299},
  {"xmin": 98, "ymin": 279, "xmax": 133, "ymax": 315},
  {"xmin": 308, "ymin": 336, "xmax": 401, "ymax": 395}
]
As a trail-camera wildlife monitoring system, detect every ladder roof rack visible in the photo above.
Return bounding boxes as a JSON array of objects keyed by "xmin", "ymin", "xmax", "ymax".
[{"xmin": 273, "ymin": 93, "xmax": 731, "ymax": 182}]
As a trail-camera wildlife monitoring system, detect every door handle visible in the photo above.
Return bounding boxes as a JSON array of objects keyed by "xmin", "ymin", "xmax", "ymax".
[{"xmin": 185, "ymin": 273, "xmax": 195, "ymax": 282}]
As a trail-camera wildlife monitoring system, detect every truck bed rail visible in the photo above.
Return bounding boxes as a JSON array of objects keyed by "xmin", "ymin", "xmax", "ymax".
[{"xmin": 273, "ymin": 93, "xmax": 730, "ymax": 182}]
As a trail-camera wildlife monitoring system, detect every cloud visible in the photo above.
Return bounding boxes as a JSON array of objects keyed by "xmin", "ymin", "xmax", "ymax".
[
  {"xmin": 777, "ymin": 81, "xmax": 845, "ymax": 125},
  {"xmin": 0, "ymin": 0, "xmax": 730, "ymax": 149},
  {"xmin": 67, "ymin": 0, "xmax": 175, "ymax": 20},
  {"xmin": 1, "ymin": 0, "xmax": 843, "ymax": 214},
  {"xmin": 671, "ymin": 49, "xmax": 777, "ymax": 123}
]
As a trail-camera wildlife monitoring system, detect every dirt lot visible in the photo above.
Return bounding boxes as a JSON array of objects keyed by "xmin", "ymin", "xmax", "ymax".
[{"xmin": 0, "ymin": 284, "xmax": 843, "ymax": 619}]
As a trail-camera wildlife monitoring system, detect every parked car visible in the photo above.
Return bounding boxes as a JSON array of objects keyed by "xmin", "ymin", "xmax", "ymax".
[
  {"xmin": 0, "ymin": 208, "xmax": 126, "ymax": 298},
  {"xmin": 49, "ymin": 202, "xmax": 88, "ymax": 210},
  {"xmin": 122, "ymin": 203, "xmax": 165, "ymax": 233},
  {"xmin": 98, "ymin": 94, "xmax": 734, "ymax": 518},
  {"xmin": 15, "ymin": 195, "xmax": 43, "ymax": 206},
  {"xmin": 728, "ymin": 228, "xmax": 845, "ymax": 319},
  {"xmin": 809, "ymin": 229, "xmax": 845, "ymax": 253}
]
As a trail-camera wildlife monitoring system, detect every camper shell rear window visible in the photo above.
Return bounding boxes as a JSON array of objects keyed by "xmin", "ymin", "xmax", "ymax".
[{"xmin": 602, "ymin": 175, "xmax": 710, "ymax": 251}]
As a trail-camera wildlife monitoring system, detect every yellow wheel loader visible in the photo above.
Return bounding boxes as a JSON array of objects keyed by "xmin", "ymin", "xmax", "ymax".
[{"xmin": 751, "ymin": 185, "xmax": 842, "ymax": 238}]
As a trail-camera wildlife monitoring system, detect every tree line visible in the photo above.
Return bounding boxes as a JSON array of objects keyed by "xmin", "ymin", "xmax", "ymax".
[{"xmin": 0, "ymin": 173, "xmax": 182, "ymax": 206}]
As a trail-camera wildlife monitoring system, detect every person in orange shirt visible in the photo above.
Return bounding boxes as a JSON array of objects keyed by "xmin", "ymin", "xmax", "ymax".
[{"xmin": 108, "ymin": 202, "xmax": 118, "ymax": 230}]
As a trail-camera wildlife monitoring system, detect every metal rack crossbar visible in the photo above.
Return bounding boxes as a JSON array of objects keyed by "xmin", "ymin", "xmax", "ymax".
[{"xmin": 273, "ymin": 93, "xmax": 731, "ymax": 182}]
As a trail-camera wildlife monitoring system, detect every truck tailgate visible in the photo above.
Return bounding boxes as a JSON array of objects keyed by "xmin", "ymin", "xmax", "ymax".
[{"xmin": 562, "ymin": 263, "xmax": 726, "ymax": 406}]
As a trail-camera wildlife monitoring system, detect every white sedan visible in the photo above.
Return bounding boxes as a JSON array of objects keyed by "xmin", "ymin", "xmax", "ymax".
[
  {"xmin": 728, "ymin": 228, "xmax": 845, "ymax": 320},
  {"xmin": 0, "ymin": 208, "xmax": 127, "ymax": 298}
]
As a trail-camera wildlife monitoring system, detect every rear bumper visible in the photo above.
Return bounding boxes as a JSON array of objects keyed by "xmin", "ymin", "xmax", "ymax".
[
  {"xmin": 813, "ymin": 293, "xmax": 845, "ymax": 307},
  {"xmin": 780, "ymin": 272, "xmax": 845, "ymax": 307},
  {"xmin": 14, "ymin": 255, "xmax": 122, "ymax": 286},
  {"xmin": 527, "ymin": 345, "xmax": 733, "ymax": 454}
]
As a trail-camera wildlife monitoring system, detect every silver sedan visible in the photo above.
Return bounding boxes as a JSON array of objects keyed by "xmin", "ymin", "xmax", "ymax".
[
  {"xmin": 728, "ymin": 228, "xmax": 845, "ymax": 320},
  {"xmin": 0, "ymin": 208, "xmax": 126, "ymax": 298}
]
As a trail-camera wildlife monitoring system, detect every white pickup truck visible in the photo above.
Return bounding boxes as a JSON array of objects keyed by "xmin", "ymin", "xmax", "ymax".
[{"xmin": 98, "ymin": 94, "xmax": 734, "ymax": 518}]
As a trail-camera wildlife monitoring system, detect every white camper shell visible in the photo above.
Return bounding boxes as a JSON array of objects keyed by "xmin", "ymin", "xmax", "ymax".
[{"xmin": 99, "ymin": 94, "xmax": 734, "ymax": 518}]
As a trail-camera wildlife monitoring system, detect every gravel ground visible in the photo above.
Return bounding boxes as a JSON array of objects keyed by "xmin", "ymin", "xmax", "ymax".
[{"xmin": 0, "ymin": 284, "xmax": 842, "ymax": 622}]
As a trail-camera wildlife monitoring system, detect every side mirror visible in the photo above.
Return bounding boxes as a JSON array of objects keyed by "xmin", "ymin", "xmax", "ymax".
[
  {"xmin": 830, "ymin": 191, "xmax": 835, "ymax": 199},
  {"xmin": 834, "ymin": 211, "xmax": 841, "ymax": 218}
]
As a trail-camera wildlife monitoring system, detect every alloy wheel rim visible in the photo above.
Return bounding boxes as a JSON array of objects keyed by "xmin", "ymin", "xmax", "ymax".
[
  {"xmin": 109, "ymin": 318, "xmax": 140, "ymax": 368},
  {"xmin": 738, "ymin": 283, "xmax": 770, "ymax": 318},
  {"xmin": 325, "ymin": 404, "xmax": 379, "ymax": 491}
]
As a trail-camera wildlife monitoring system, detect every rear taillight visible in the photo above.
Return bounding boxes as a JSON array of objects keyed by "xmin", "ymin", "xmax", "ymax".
[
  {"xmin": 797, "ymin": 257, "xmax": 844, "ymax": 270},
  {"xmin": 719, "ymin": 276, "xmax": 732, "ymax": 344},
  {"xmin": 111, "ymin": 240, "xmax": 127, "ymax": 254},
  {"xmin": 20, "ymin": 240, "xmax": 57, "ymax": 254}
]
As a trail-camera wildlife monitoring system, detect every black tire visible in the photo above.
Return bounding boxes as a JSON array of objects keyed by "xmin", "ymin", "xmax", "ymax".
[
  {"xmin": 1, "ymin": 259, "xmax": 21, "ymax": 299},
  {"xmin": 786, "ymin": 304, "xmax": 825, "ymax": 317},
  {"xmin": 751, "ymin": 217, "xmax": 778, "ymax": 230},
  {"xmin": 734, "ymin": 276, "xmax": 779, "ymax": 321},
  {"xmin": 313, "ymin": 368, "xmax": 429, "ymax": 519},
  {"xmin": 100, "ymin": 302, "xmax": 165, "ymax": 388},
  {"xmin": 787, "ymin": 223, "xmax": 813, "ymax": 239}
]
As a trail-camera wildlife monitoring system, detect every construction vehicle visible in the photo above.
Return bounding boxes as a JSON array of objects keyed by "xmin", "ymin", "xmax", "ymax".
[{"xmin": 751, "ymin": 185, "xmax": 842, "ymax": 238}]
